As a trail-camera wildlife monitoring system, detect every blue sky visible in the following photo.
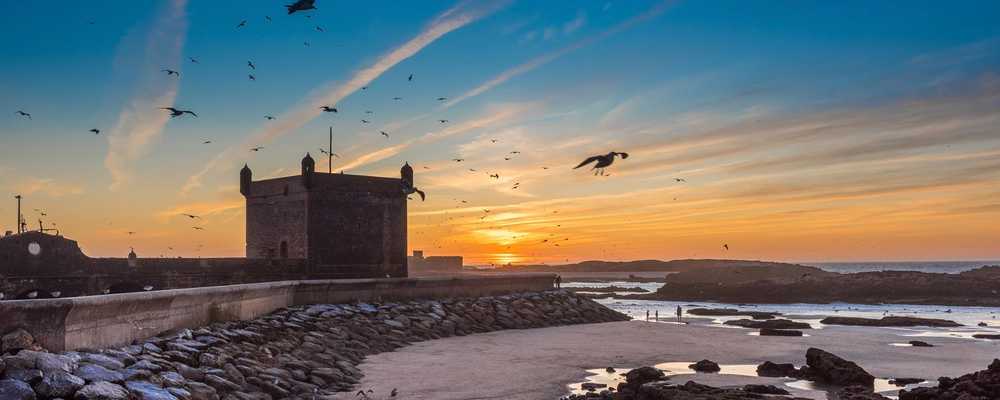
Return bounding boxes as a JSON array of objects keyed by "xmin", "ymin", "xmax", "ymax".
[{"xmin": 1, "ymin": 1, "xmax": 999, "ymax": 263}]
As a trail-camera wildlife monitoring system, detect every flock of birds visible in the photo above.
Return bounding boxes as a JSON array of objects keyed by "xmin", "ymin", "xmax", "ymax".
[{"xmin": 9, "ymin": 0, "xmax": 735, "ymax": 268}]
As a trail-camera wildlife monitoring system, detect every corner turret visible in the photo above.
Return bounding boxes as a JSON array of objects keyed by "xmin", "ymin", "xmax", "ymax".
[
  {"xmin": 401, "ymin": 162, "xmax": 414, "ymax": 188},
  {"xmin": 240, "ymin": 164, "xmax": 253, "ymax": 196},
  {"xmin": 302, "ymin": 153, "xmax": 316, "ymax": 189}
]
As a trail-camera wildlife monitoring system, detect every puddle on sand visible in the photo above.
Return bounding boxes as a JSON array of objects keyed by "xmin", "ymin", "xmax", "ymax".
[
  {"xmin": 787, "ymin": 378, "xmax": 931, "ymax": 399},
  {"xmin": 567, "ymin": 362, "xmax": 931, "ymax": 399}
]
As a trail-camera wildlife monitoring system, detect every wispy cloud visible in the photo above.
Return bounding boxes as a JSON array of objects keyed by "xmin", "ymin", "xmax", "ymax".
[
  {"xmin": 15, "ymin": 177, "xmax": 85, "ymax": 197},
  {"xmin": 335, "ymin": 103, "xmax": 530, "ymax": 171},
  {"xmin": 563, "ymin": 10, "xmax": 587, "ymax": 34},
  {"xmin": 442, "ymin": 0, "xmax": 673, "ymax": 109},
  {"xmin": 104, "ymin": 0, "xmax": 188, "ymax": 191},
  {"xmin": 181, "ymin": 0, "xmax": 507, "ymax": 195}
]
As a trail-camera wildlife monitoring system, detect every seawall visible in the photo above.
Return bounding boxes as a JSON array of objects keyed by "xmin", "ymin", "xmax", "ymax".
[
  {"xmin": 0, "ymin": 274, "xmax": 555, "ymax": 352},
  {"xmin": 0, "ymin": 290, "xmax": 628, "ymax": 400}
]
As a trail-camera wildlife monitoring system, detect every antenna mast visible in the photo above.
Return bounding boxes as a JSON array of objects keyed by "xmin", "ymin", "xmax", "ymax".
[
  {"xmin": 328, "ymin": 126, "xmax": 333, "ymax": 173},
  {"xmin": 14, "ymin": 195, "xmax": 22, "ymax": 234}
]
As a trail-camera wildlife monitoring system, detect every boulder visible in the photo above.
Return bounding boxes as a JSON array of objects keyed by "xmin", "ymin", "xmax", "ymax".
[
  {"xmin": 688, "ymin": 360, "xmax": 720, "ymax": 373},
  {"xmin": 900, "ymin": 359, "xmax": 1000, "ymax": 400},
  {"xmin": 820, "ymin": 316, "xmax": 961, "ymax": 328},
  {"xmin": 617, "ymin": 366, "xmax": 666, "ymax": 397},
  {"xmin": 756, "ymin": 361, "xmax": 798, "ymax": 378},
  {"xmin": 972, "ymin": 334, "xmax": 1000, "ymax": 340},
  {"xmin": 742, "ymin": 384, "xmax": 789, "ymax": 395},
  {"xmin": 34, "ymin": 371, "xmax": 85, "ymax": 398},
  {"xmin": 125, "ymin": 381, "xmax": 178, "ymax": 400},
  {"xmin": 724, "ymin": 319, "xmax": 811, "ymax": 330},
  {"xmin": 805, "ymin": 348, "xmax": 874, "ymax": 387},
  {"xmin": 2, "ymin": 330, "xmax": 35, "ymax": 354},
  {"xmin": 74, "ymin": 381, "xmax": 130, "ymax": 400},
  {"xmin": 75, "ymin": 364, "xmax": 125, "ymax": 383},
  {"xmin": 836, "ymin": 385, "xmax": 892, "ymax": 400},
  {"xmin": 0, "ymin": 379, "xmax": 36, "ymax": 400},
  {"xmin": 759, "ymin": 328, "xmax": 803, "ymax": 336},
  {"xmin": 888, "ymin": 378, "xmax": 923, "ymax": 386}
]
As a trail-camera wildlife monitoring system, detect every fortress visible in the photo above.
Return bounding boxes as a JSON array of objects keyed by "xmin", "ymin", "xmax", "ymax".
[{"xmin": 0, "ymin": 155, "xmax": 417, "ymax": 299}]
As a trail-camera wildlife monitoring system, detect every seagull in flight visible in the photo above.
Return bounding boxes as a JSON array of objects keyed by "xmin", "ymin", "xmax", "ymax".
[
  {"xmin": 189, "ymin": 57, "xmax": 199, "ymax": 64},
  {"xmin": 237, "ymin": 20, "xmax": 247, "ymax": 28},
  {"xmin": 318, "ymin": 148, "xmax": 340, "ymax": 158},
  {"xmin": 365, "ymin": 110, "xmax": 373, "ymax": 114},
  {"xmin": 248, "ymin": 74, "xmax": 256, "ymax": 81},
  {"xmin": 408, "ymin": 74, "xmax": 414, "ymax": 82},
  {"xmin": 265, "ymin": 16, "xmax": 273, "ymax": 23},
  {"xmin": 723, "ymin": 244, "xmax": 729, "ymax": 251},
  {"xmin": 265, "ymin": 115, "xmax": 276, "ymax": 120},
  {"xmin": 674, "ymin": 178, "xmax": 687, "ymax": 183},
  {"xmin": 380, "ymin": 131, "xmax": 390, "ymax": 139},
  {"xmin": 320, "ymin": 106, "xmax": 338, "ymax": 113},
  {"xmin": 160, "ymin": 107, "xmax": 197, "ymax": 118},
  {"xmin": 574, "ymin": 151, "xmax": 629, "ymax": 176},
  {"xmin": 438, "ymin": 119, "xmax": 449, "ymax": 123},
  {"xmin": 286, "ymin": 0, "xmax": 317, "ymax": 14},
  {"xmin": 15, "ymin": 110, "xmax": 31, "ymax": 119},
  {"xmin": 315, "ymin": 26, "xmax": 325, "ymax": 32},
  {"xmin": 89, "ymin": 128, "xmax": 101, "ymax": 135},
  {"xmin": 162, "ymin": 69, "xmax": 180, "ymax": 77},
  {"xmin": 436, "ymin": 97, "xmax": 447, "ymax": 101},
  {"xmin": 361, "ymin": 119, "xmax": 370, "ymax": 124},
  {"xmin": 247, "ymin": 60, "xmax": 255, "ymax": 69},
  {"xmin": 203, "ymin": 140, "xmax": 212, "ymax": 144},
  {"xmin": 251, "ymin": 146, "xmax": 264, "ymax": 152},
  {"xmin": 393, "ymin": 97, "xmax": 403, "ymax": 101},
  {"xmin": 192, "ymin": 226, "xmax": 205, "ymax": 231},
  {"xmin": 181, "ymin": 214, "xmax": 201, "ymax": 219},
  {"xmin": 489, "ymin": 173, "xmax": 500, "ymax": 180},
  {"xmin": 452, "ymin": 158, "xmax": 464, "ymax": 162}
]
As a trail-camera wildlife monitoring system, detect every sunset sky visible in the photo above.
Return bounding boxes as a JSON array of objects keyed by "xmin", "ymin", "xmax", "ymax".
[{"xmin": 1, "ymin": 1, "xmax": 999, "ymax": 264}]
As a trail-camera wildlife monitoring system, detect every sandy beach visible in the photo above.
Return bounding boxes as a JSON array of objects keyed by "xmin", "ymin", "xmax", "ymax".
[{"xmin": 337, "ymin": 320, "xmax": 1000, "ymax": 400}]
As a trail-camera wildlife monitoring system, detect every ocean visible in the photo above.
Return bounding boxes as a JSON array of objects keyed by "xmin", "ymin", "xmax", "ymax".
[{"xmin": 803, "ymin": 261, "xmax": 1000, "ymax": 274}]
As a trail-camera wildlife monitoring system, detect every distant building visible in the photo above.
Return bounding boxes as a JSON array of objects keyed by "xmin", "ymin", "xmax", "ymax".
[
  {"xmin": 408, "ymin": 250, "xmax": 463, "ymax": 273},
  {"xmin": 242, "ymin": 154, "xmax": 413, "ymax": 278}
]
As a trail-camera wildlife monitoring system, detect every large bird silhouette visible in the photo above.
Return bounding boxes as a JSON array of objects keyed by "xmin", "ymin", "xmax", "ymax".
[
  {"xmin": 286, "ymin": 0, "xmax": 316, "ymax": 14},
  {"xmin": 160, "ymin": 107, "xmax": 197, "ymax": 118},
  {"xmin": 574, "ymin": 152, "xmax": 629, "ymax": 176}
]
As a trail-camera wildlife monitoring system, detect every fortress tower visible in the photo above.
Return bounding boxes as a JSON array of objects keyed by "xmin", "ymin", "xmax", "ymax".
[{"xmin": 241, "ymin": 155, "xmax": 410, "ymax": 278}]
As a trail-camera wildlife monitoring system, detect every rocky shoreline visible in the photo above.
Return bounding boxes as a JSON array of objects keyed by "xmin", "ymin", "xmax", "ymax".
[
  {"xmin": 0, "ymin": 290, "xmax": 628, "ymax": 400},
  {"xmin": 631, "ymin": 265, "xmax": 1000, "ymax": 306}
]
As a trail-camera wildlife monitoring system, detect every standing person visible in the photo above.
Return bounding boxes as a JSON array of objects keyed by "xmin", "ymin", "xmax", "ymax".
[
  {"xmin": 676, "ymin": 305, "xmax": 683, "ymax": 322},
  {"xmin": 554, "ymin": 274, "xmax": 562, "ymax": 289}
]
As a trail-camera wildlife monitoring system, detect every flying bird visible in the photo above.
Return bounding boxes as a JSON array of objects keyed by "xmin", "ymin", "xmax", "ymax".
[
  {"xmin": 248, "ymin": 60, "xmax": 255, "ymax": 69},
  {"xmin": 393, "ymin": 97, "xmax": 403, "ymax": 101},
  {"xmin": 89, "ymin": 128, "xmax": 101, "ymax": 135},
  {"xmin": 265, "ymin": 16, "xmax": 273, "ymax": 23},
  {"xmin": 265, "ymin": 115, "xmax": 276, "ymax": 120},
  {"xmin": 189, "ymin": 57, "xmax": 199, "ymax": 64},
  {"xmin": 303, "ymin": 41, "xmax": 310, "ymax": 47},
  {"xmin": 318, "ymin": 148, "xmax": 340, "ymax": 158},
  {"xmin": 248, "ymin": 74, "xmax": 256, "ymax": 81},
  {"xmin": 162, "ymin": 69, "xmax": 180, "ymax": 77},
  {"xmin": 723, "ymin": 244, "xmax": 729, "ymax": 251},
  {"xmin": 251, "ymin": 146, "xmax": 264, "ymax": 152},
  {"xmin": 203, "ymin": 140, "xmax": 212, "ymax": 144},
  {"xmin": 192, "ymin": 226, "xmax": 205, "ymax": 231},
  {"xmin": 237, "ymin": 20, "xmax": 247, "ymax": 28},
  {"xmin": 573, "ymin": 151, "xmax": 629, "ymax": 176},
  {"xmin": 408, "ymin": 74, "xmax": 413, "ymax": 82},
  {"xmin": 452, "ymin": 158, "xmax": 464, "ymax": 162},
  {"xmin": 491, "ymin": 139, "xmax": 498, "ymax": 143},
  {"xmin": 15, "ymin": 111, "xmax": 31, "ymax": 119},
  {"xmin": 674, "ymin": 178, "xmax": 687, "ymax": 183},
  {"xmin": 365, "ymin": 110, "xmax": 373, "ymax": 114},
  {"xmin": 361, "ymin": 86, "xmax": 368, "ymax": 90},
  {"xmin": 436, "ymin": 97, "xmax": 447, "ymax": 101},
  {"xmin": 438, "ymin": 119, "xmax": 449, "ymax": 123},
  {"xmin": 181, "ymin": 214, "xmax": 201, "ymax": 219},
  {"xmin": 489, "ymin": 173, "xmax": 500, "ymax": 179},
  {"xmin": 360, "ymin": 119, "xmax": 370, "ymax": 124},
  {"xmin": 315, "ymin": 26, "xmax": 324, "ymax": 32},
  {"xmin": 320, "ymin": 106, "xmax": 338, "ymax": 113},
  {"xmin": 286, "ymin": 0, "xmax": 317, "ymax": 14},
  {"xmin": 380, "ymin": 131, "xmax": 390, "ymax": 138},
  {"xmin": 160, "ymin": 107, "xmax": 197, "ymax": 118}
]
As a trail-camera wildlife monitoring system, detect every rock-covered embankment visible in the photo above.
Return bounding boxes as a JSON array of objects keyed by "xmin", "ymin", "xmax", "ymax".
[{"xmin": 0, "ymin": 290, "xmax": 627, "ymax": 400}]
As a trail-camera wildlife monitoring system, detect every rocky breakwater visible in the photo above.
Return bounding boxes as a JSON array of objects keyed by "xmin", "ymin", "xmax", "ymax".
[{"xmin": 0, "ymin": 290, "xmax": 628, "ymax": 400}]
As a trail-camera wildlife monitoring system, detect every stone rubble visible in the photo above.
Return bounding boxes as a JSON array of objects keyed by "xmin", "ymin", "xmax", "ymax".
[{"xmin": 1, "ymin": 290, "xmax": 627, "ymax": 400}]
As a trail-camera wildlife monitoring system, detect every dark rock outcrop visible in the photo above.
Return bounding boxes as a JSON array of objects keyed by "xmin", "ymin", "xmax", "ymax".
[
  {"xmin": 686, "ymin": 308, "xmax": 781, "ymax": 320},
  {"xmin": 836, "ymin": 385, "xmax": 892, "ymax": 400},
  {"xmin": 742, "ymin": 384, "xmax": 789, "ymax": 395},
  {"xmin": 908, "ymin": 340, "xmax": 934, "ymax": 347},
  {"xmin": 0, "ymin": 379, "xmax": 36, "ymax": 400},
  {"xmin": 888, "ymin": 378, "xmax": 924, "ymax": 386},
  {"xmin": 2, "ymin": 330, "xmax": 35, "ymax": 354},
  {"xmin": 759, "ymin": 328, "xmax": 803, "ymax": 336},
  {"xmin": 900, "ymin": 359, "xmax": 1000, "ymax": 400},
  {"xmin": 820, "ymin": 316, "xmax": 961, "ymax": 327},
  {"xmin": 972, "ymin": 334, "xmax": 1000, "ymax": 340},
  {"xmin": 804, "ymin": 348, "xmax": 875, "ymax": 387},
  {"xmin": 723, "ymin": 319, "xmax": 811, "ymax": 330},
  {"xmin": 618, "ymin": 366, "xmax": 667, "ymax": 398},
  {"xmin": 687, "ymin": 360, "xmax": 720, "ymax": 373},
  {"xmin": 756, "ymin": 361, "xmax": 799, "ymax": 378}
]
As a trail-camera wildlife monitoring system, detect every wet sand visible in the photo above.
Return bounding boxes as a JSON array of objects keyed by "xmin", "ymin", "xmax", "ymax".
[{"xmin": 335, "ymin": 320, "xmax": 1000, "ymax": 400}]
